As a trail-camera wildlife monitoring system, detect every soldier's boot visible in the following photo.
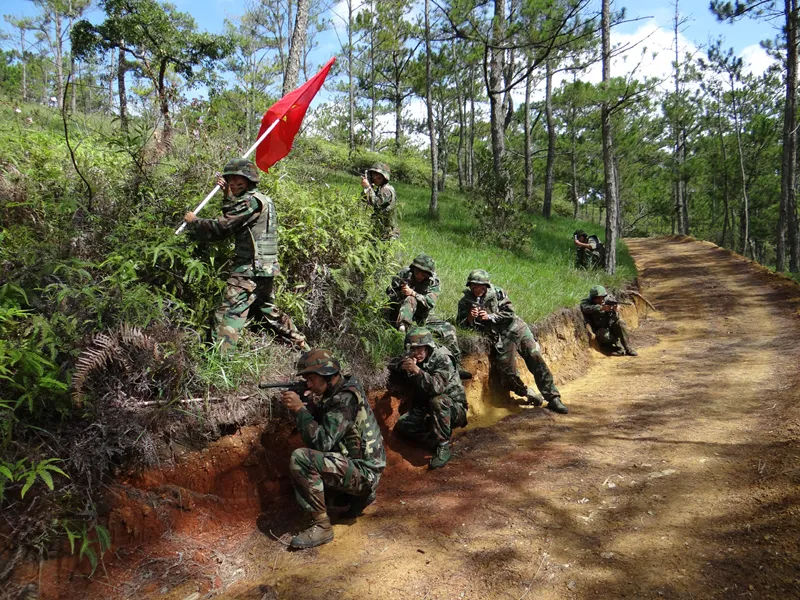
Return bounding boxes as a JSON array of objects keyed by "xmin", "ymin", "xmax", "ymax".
[
  {"xmin": 429, "ymin": 443, "xmax": 452, "ymax": 469},
  {"xmin": 342, "ymin": 491, "xmax": 377, "ymax": 518},
  {"xmin": 624, "ymin": 346, "xmax": 638, "ymax": 357},
  {"xmin": 524, "ymin": 387, "xmax": 544, "ymax": 407},
  {"xmin": 546, "ymin": 396, "xmax": 569, "ymax": 414},
  {"xmin": 290, "ymin": 513, "xmax": 333, "ymax": 549}
]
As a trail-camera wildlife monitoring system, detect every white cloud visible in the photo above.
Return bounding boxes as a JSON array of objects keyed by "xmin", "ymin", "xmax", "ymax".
[{"xmin": 740, "ymin": 43, "xmax": 776, "ymax": 76}]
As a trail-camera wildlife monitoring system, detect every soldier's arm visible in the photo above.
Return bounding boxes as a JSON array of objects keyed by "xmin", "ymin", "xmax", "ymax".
[
  {"xmin": 580, "ymin": 300, "xmax": 604, "ymax": 315},
  {"xmin": 416, "ymin": 278, "xmax": 440, "ymax": 311},
  {"xmin": 456, "ymin": 298, "xmax": 475, "ymax": 328},
  {"xmin": 490, "ymin": 289, "xmax": 516, "ymax": 327},
  {"xmin": 372, "ymin": 186, "xmax": 396, "ymax": 211},
  {"xmin": 413, "ymin": 354, "xmax": 449, "ymax": 396},
  {"xmin": 295, "ymin": 393, "xmax": 356, "ymax": 452},
  {"xmin": 187, "ymin": 196, "xmax": 261, "ymax": 242}
]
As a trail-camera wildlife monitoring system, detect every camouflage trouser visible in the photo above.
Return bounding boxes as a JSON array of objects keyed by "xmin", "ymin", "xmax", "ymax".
[
  {"xmin": 492, "ymin": 328, "xmax": 561, "ymax": 402},
  {"xmin": 289, "ymin": 448, "xmax": 380, "ymax": 514},
  {"xmin": 392, "ymin": 295, "xmax": 428, "ymax": 329},
  {"xmin": 214, "ymin": 275, "xmax": 305, "ymax": 352},
  {"xmin": 395, "ymin": 394, "xmax": 468, "ymax": 446},
  {"xmin": 595, "ymin": 318, "xmax": 632, "ymax": 351}
]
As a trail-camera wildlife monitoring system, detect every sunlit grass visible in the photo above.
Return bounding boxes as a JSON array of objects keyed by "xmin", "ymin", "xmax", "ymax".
[{"xmin": 323, "ymin": 171, "xmax": 637, "ymax": 324}]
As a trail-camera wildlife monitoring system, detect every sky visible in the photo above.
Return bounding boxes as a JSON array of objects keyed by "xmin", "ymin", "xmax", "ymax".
[{"xmin": 0, "ymin": 0, "xmax": 783, "ymax": 138}]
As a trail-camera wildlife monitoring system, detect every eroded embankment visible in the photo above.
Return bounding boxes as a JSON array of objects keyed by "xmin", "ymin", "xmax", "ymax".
[{"xmin": 14, "ymin": 291, "xmax": 648, "ymax": 598}]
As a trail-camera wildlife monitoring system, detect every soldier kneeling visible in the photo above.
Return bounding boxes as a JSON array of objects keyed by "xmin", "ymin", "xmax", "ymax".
[
  {"xmin": 391, "ymin": 327, "xmax": 468, "ymax": 469},
  {"xmin": 580, "ymin": 285, "xmax": 637, "ymax": 356},
  {"xmin": 280, "ymin": 349, "xmax": 386, "ymax": 549}
]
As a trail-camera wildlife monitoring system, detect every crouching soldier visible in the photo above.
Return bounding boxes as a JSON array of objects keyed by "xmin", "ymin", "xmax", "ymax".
[
  {"xmin": 391, "ymin": 327, "xmax": 467, "ymax": 469},
  {"xmin": 361, "ymin": 162, "xmax": 399, "ymax": 240},
  {"xmin": 573, "ymin": 230, "xmax": 604, "ymax": 270},
  {"xmin": 580, "ymin": 285, "xmax": 637, "ymax": 356},
  {"xmin": 457, "ymin": 270, "xmax": 568, "ymax": 414},
  {"xmin": 387, "ymin": 253, "xmax": 471, "ymax": 379},
  {"xmin": 184, "ymin": 159, "xmax": 308, "ymax": 352},
  {"xmin": 280, "ymin": 349, "xmax": 386, "ymax": 549}
]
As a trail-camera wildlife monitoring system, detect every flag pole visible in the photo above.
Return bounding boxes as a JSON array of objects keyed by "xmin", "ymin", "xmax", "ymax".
[{"xmin": 175, "ymin": 118, "xmax": 282, "ymax": 235}]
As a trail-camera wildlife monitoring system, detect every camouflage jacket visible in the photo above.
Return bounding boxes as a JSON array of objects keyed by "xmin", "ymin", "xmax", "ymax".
[
  {"xmin": 580, "ymin": 297, "xmax": 617, "ymax": 331},
  {"xmin": 296, "ymin": 375, "xmax": 386, "ymax": 475},
  {"xmin": 404, "ymin": 345, "xmax": 466, "ymax": 406},
  {"xmin": 187, "ymin": 189, "xmax": 279, "ymax": 277},
  {"xmin": 457, "ymin": 285, "xmax": 530, "ymax": 344},
  {"xmin": 363, "ymin": 182, "xmax": 398, "ymax": 239},
  {"xmin": 388, "ymin": 267, "xmax": 441, "ymax": 323}
]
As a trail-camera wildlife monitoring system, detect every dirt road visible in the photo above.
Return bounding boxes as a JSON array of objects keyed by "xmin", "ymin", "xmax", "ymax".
[{"xmin": 74, "ymin": 237, "xmax": 800, "ymax": 599}]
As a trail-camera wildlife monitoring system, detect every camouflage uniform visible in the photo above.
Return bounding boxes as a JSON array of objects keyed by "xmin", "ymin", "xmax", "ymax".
[
  {"xmin": 574, "ymin": 230, "xmax": 604, "ymax": 270},
  {"xmin": 392, "ymin": 329, "xmax": 467, "ymax": 446},
  {"xmin": 187, "ymin": 159, "xmax": 307, "ymax": 352},
  {"xmin": 363, "ymin": 163, "xmax": 399, "ymax": 240},
  {"xmin": 386, "ymin": 254, "xmax": 462, "ymax": 366},
  {"xmin": 580, "ymin": 285, "xmax": 635, "ymax": 354},
  {"xmin": 289, "ymin": 351, "xmax": 386, "ymax": 516},
  {"xmin": 457, "ymin": 270, "xmax": 567, "ymax": 413}
]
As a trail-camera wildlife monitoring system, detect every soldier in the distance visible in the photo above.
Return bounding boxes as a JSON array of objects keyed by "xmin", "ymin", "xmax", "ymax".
[
  {"xmin": 361, "ymin": 162, "xmax": 399, "ymax": 240},
  {"xmin": 580, "ymin": 285, "xmax": 637, "ymax": 356}
]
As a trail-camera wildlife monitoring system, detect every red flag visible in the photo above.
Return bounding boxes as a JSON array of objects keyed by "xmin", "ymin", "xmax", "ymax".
[{"xmin": 255, "ymin": 57, "xmax": 336, "ymax": 173}]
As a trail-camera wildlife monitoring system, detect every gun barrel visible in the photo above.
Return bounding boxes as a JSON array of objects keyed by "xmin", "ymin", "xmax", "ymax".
[{"xmin": 258, "ymin": 381, "xmax": 304, "ymax": 389}]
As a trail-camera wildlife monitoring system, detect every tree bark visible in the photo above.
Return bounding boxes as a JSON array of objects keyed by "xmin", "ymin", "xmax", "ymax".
[
  {"xmin": 117, "ymin": 42, "xmax": 128, "ymax": 133},
  {"xmin": 348, "ymin": 0, "xmax": 355, "ymax": 153},
  {"xmin": 158, "ymin": 59, "xmax": 171, "ymax": 150},
  {"xmin": 672, "ymin": 0, "xmax": 690, "ymax": 235},
  {"xmin": 716, "ymin": 98, "xmax": 731, "ymax": 248},
  {"xmin": 54, "ymin": 9, "xmax": 64, "ymax": 108},
  {"xmin": 543, "ymin": 59, "xmax": 556, "ymax": 218},
  {"xmin": 784, "ymin": 0, "xmax": 800, "ymax": 271},
  {"xmin": 282, "ymin": 0, "xmax": 309, "ymax": 95},
  {"xmin": 468, "ymin": 68, "xmax": 475, "ymax": 188},
  {"xmin": 487, "ymin": 0, "xmax": 509, "ymax": 197},
  {"xmin": 524, "ymin": 68, "xmax": 533, "ymax": 202},
  {"xmin": 731, "ymin": 74, "xmax": 750, "ymax": 258},
  {"xmin": 425, "ymin": 0, "xmax": 439, "ymax": 216},
  {"xmin": 601, "ymin": 0, "xmax": 619, "ymax": 274}
]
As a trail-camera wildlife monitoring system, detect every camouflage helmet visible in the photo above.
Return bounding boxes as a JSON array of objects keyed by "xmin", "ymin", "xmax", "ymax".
[
  {"xmin": 222, "ymin": 158, "xmax": 260, "ymax": 184},
  {"xmin": 410, "ymin": 253, "xmax": 435, "ymax": 274},
  {"xmin": 466, "ymin": 269, "xmax": 491, "ymax": 285},
  {"xmin": 296, "ymin": 348, "xmax": 341, "ymax": 377},
  {"xmin": 368, "ymin": 162, "xmax": 391, "ymax": 182},
  {"xmin": 590, "ymin": 285, "xmax": 608, "ymax": 298},
  {"xmin": 405, "ymin": 326, "xmax": 435, "ymax": 349}
]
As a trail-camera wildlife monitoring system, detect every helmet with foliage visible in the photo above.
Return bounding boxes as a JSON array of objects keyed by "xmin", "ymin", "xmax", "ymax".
[
  {"xmin": 405, "ymin": 326, "xmax": 435, "ymax": 349},
  {"xmin": 296, "ymin": 348, "xmax": 341, "ymax": 376},
  {"xmin": 410, "ymin": 253, "xmax": 435, "ymax": 274},
  {"xmin": 466, "ymin": 269, "xmax": 491, "ymax": 285},
  {"xmin": 222, "ymin": 158, "xmax": 260, "ymax": 184},
  {"xmin": 589, "ymin": 285, "xmax": 608, "ymax": 299},
  {"xmin": 368, "ymin": 162, "xmax": 391, "ymax": 182}
]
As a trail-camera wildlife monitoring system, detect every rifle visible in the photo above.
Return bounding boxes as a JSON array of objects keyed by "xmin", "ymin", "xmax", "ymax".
[
  {"xmin": 604, "ymin": 298, "xmax": 633, "ymax": 307},
  {"xmin": 259, "ymin": 380, "xmax": 309, "ymax": 396}
]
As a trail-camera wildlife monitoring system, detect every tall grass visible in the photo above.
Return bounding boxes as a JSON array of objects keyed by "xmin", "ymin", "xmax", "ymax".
[{"xmin": 322, "ymin": 171, "xmax": 637, "ymax": 324}]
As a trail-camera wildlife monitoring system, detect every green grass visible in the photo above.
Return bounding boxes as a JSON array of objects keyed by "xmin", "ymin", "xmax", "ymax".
[{"xmin": 321, "ymin": 171, "xmax": 637, "ymax": 324}]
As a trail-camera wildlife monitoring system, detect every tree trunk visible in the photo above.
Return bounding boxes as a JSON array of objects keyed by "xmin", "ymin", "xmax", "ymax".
[
  {"xmin": 455, "ymin": 46, "xmax": 465, "ymax": 191},
  {"xmin": 543, "ymin": 59, "xmax": 556, "ymax": 218},
  {"xmin": 54, "ymin": 11, "xmax": 64, "ymax": 108},
  {"xmin": 601, "ymin": 0, "xmax": 619, "ymax": 274},
  {"xmin": 488, "ymin": 0, "xmax": 509, "ymax": 197},
  {"xmin": 158, "ymin": 60, "xmax": 171, "ymax": 150},
  {"xmin": 717, "ymin": 101, "xmax": 731, "ymax": 248},
  {"xmin": 369, "ymin": 4, "xmax": 376, "ymax": 152},
  {"xmin": 117, "ymin": 42, "xmax": 128, "ymax": 133},
  {"xmin": 348, "ymin": 0, "xmax": 355, "ymax": 153},
  {"xmin": 70, "ymin": 54, "xmax": 77, "ymax": 114},
  {"xmin": 672, "ymin": 0, "xmax": 689, "ymax": 235},
  {"xmin": 425, "ymin": 0, "xmax": 439, "ymax": 216},
  {"xmin": 283, "ymin": 0, "xmax": 309, "ymax": 95},
  {"xmin": 778, "ymin": 0, "xmax": 798, "ymax": 271},
  {"xmin": 570, "ymin": 113, "xmax": 580, "ymax": 219},
  {"xmin": 395, "ymin": 94, "xmax": 403, "ymax": 152},
  {"xmin": 524, "ymin": 68, "xmax": 533, "ymax": 202},
  {"xmin": 20, "ymin": 28, "xmax": 27, "ymax": 102},
  {"xmin": 468, "ymin": 72, "xmax": 475, "ymax": 188},
  {"xmin": 106, "ymin": 46, "xmax": 115, "ymax": 115},
  {"xmin": 731, "ymin": 75, "xmax": 750, "ymax": 258}
]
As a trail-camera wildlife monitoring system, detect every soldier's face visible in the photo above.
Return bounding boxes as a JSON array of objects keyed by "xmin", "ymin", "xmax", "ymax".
[
  {"xmin": 411, "ymin": 267, "xmax": 428, "ymax": 282},
  {"xmin": 302, "ymin": 372, "xmax": 328, "ymax": 395},
  {"xmin": 370, "ymin": 172, "xmax": 386, "ymax": 186},
  {"xmin": 469, "ymin": 283, "xmax": 487, "ymax": 298},
  {"xmin": 410, "ymin": 346, "xmax": 429, "ymax": 362},
  {"xmin": 593, "ymin": 295, "xmax": 606, "ymax": 305},
  {"xmin": 225, "ymin": 174, "xmax": 250, "ymax": 196}
]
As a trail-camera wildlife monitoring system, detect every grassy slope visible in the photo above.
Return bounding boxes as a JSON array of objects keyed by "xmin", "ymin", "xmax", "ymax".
[{"xmin": 322, "ymin": 171, "xmax": 637, "ymax": 324}]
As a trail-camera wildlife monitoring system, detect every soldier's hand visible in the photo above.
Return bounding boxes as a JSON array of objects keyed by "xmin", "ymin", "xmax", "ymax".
[
  {"xmin": 601, "ymin": 304, "xmax": 613, "ymax": 312},
  {"xmin": 184, "ymin": 212, "xmax": 197, "ymax": 224},
  {"xmin": 280, "ymin": 390, "xmax": 304, "ymax": 413},
  {"xmin": 477, "ymin": 309, "xmax": 490, "ymax": 321},
  {"xmin": 400, "ymin": 357, "xmax": 420, "ymax": 375},
  {"xmin": 468, "ymin": 306, "xmax": 479, "ymax": 322},
  {"xmin": 216, "ymin": 176, "xmax": 228, "ymax": 191},
  {"xmin": 400, "ymin": 284, "xmax": 415, "ymax": 297},
  {"xmin": 361, "ymin": 176, "xmax": 370, "ymax": 189}
]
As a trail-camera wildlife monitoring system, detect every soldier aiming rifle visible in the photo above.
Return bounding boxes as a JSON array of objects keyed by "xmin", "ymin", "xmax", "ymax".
[{"xmin": 580, "ymin": 285, "xmax": 638, "ymax": 357}]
